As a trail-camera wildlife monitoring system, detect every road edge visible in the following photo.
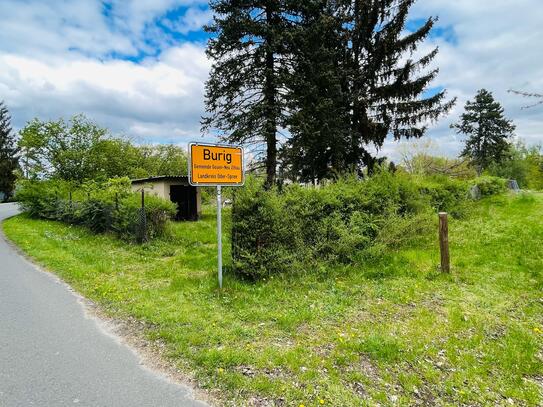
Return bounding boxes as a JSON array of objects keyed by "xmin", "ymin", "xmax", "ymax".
[{"xmin": 0, "ymin": 213, "xmax": 217, "ymax": 407}]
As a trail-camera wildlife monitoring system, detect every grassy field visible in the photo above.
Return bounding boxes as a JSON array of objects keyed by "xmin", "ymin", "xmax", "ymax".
[{"xmin": 3, "ymin": 193, "xmax": 543, "ymax": 406}]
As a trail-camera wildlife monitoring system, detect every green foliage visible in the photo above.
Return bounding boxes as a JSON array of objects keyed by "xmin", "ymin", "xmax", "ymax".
[
  {"xmin": 114, "ymin": 193, "xmax": 177, "ymax": 241},
  {"xmin": 79, "ymin": 199, "xmax": 116, "ymax": 233},
  {"xmin": 204, "ymin": 1, "xmax": 454, "ymax": 185},
  {"xmin": 15, "ymin": 178, "xmax": 176, "ymax": 241},
  {"xmin": 415, "ymin": 176, "xmax": 469, "ymax": 217},
  {"xmin": 19, "ymin": 115, "xmax": 108, "ymax": 182},
  {"xmin": 15, "ymin": 179, "xmax": 71, "ymax": 218},
  {"xmin": 18, "ymin": 114, "xmax": 188, "ymax": 183},
  {"xmin": 0, "ymin": 101, "xmax": 19, "ymax": 201},
  {"xmin": 453, "ymin": 89, "xmax": 515, "ymax": 172},
  {"xmin": 203, "ymin": 1, "xmax": 291, "ymax": 185},
  {"xmin": 487, "ymin": 141, "xmax": 543, "ymax": 190},
  {"xmin": 525, "ymin": 149, "xmax": 543, "ymax": 190},
  {"xmin": 135, "ymin": 144, "xmax": 188, "ymax": 178},
  {"xmin": 374, "ymin": 209, "xmax": 435, "ymax": 252},
  {"xmin": 283, "ymin": 1, "xmax": 455, "ymax": 180},
  {"xmin": 472, "ymin": 176, "xmax": 507, "ymax": 196},
  {"xmin": 281, "ymin": 1, "xmax": 350, "ymax": 182},
  {"xmin": 232, "ymin": 172, "xmax": 484, "ymax": 278}
]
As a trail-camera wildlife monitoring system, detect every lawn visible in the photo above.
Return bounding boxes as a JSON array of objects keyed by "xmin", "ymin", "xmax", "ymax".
[{"xmin": 3, "ymin": 193, "xmax": 543, "ymax": 406}]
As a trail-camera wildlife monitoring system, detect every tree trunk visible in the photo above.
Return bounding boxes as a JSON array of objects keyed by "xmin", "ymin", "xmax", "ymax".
[
  {"xmin": 349, "ymin": 1, "xmax": 363, "ymax": 174},
  {"xmin": 264, "ymin": 5, "xmax": 277, "ymax": 188}
]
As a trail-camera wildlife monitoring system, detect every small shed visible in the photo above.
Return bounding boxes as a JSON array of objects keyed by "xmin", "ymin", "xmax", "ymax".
[{"xmin": 131, "ymin": 176, "xmax": 201, "ymax": 221}]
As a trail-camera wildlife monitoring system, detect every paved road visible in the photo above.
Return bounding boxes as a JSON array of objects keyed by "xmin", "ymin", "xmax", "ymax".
[{"xmin": 0, "ymin": 203, "xmax": 209, "ymax": 407}]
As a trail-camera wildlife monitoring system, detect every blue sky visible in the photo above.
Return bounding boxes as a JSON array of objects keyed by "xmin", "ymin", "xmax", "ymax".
[
  {"xmin": 100, "ymin": 2, "xmax": 212, "ymax": 62},
  {"xmin": 0, "ymin": 0, "xmax": 542, "ymax": 160}
]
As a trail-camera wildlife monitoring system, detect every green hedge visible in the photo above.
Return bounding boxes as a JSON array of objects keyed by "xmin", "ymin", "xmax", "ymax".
[
  {"xmin": 231, "ymin": 172, "xmax": 506, "ymax": 278},
  {"xmin": 232, "ymin": 173, "xmax": 427, "ymax": 277},
  {"xmin": 472, "ymin": 176, "xmax": 507, "ymax": 196},
  {"xmin": 414, "ymin": 176, "xmax": 469, "ymax": 218},
  {"xmin": 15, "ymin": 178, "xmax": 176, "ymax": 242}
]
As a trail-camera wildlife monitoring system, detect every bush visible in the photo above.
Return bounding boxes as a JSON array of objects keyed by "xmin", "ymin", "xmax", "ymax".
[
  {"xmin": 114, "ymin": 194, "xmax": 176, "ymax": 240},
  {"xmin": 415, "ymin": 176, "xmax": 469, "ymax": 217},
  {"xmin": 472, "ymin": 176, "xmax": 507, "ymax": 196},
  {"xmin": 16, "ymin": 180, "xmax": 69, "ymax": 218},
  {"xmin": 232, "ymin": 171, "xmax": 512, "ymax": 279},
  {"xmin": 232, "ymin": 172, "xmax": 463, "ymax": 278},
  {"xmin": 374, "ymin": 210, "xmax": 435, "ymax": 250},
  {"xmin": 79, "ymin": 199, "xmax": 116, "ymax": 233},
  {"xmin": 15, "ymin": 178, "xmax": 176, "ymax": 242},
  {"xmin": 486, "ymin": 142, "xmax": 543, "ymax": 189}
]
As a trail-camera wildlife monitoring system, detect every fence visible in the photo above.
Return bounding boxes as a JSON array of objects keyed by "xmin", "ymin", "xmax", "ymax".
[{"xmin": 16, "ymin": 181, "xmax": 176, "ymax": 243}]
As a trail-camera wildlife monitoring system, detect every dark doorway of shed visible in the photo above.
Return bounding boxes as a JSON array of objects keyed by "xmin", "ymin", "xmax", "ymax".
[{"xmin": 170, "ymin": 185, "xmax": 198, "ymax": 221}]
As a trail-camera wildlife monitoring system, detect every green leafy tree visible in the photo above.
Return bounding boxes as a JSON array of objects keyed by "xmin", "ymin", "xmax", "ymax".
[
  {"xmin": 0, "ymin": 101, "xmax": 19, "ymax": 200},
  {"xmin": 525, "ymin": 146, "xmax": 543, "ymax": 190},
  {"xmin": 19, "ymin": 115, "xmax": 109, "ymax": 182},
  {"xmin": 203, "ymin": 0, "xmax": 294, "ymax": 187},
  {"xmin": 93, "ymin": 138, "xmax": 142, "ymax": 180},
  {"xmin": 452, "ymin": 89, "xmax": 515, "ymax": 173},
  {"xmin": 135, "ymin": 145, "xmax": 188, "ymax": 178},
  {"xmin": 488, "ymin": 141, "xmax": 543, "ymax": 189},
  {"xmin": 18, "ymin": 114, "xmax": 189, "ymax": 183}
]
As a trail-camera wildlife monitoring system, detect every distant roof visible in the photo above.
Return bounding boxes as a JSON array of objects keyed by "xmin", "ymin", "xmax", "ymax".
[{"xmin": 131, "ymin": 175, "xmax": 189, "ymax": 184}]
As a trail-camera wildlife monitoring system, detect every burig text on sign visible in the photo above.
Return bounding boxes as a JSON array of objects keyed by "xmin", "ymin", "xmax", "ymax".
[{"xmin": 189, "ymin": 143, "xmax": 244, "ymax": 186}]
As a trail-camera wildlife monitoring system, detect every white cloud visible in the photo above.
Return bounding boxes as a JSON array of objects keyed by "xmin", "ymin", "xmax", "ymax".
[
  {"xmin": 162, "ymin": 6, "xmax": 213, "ymax": 35},
  {"xmin": 0, "ymin": 43, "xmax": 210, "ymax": 142},
  {"xmin": 0, "ymin": 1, "xmax": 135, "ymax": 58},
  {"xmin": 382, "ymin": 0, "xmax": 543, "ymax": 161},
  {"xmin": 0, "ymin": 0, "xmax": 212, "ymax": 145}
]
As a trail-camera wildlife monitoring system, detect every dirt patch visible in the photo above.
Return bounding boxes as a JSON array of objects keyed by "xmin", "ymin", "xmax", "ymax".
[
  {"xmin": 235, "ymin": 365, "xmax": 288, "ymax": 380},
  {"xmin": 247, "ymin": 396, "xmax": 286, "ymax": 407}
]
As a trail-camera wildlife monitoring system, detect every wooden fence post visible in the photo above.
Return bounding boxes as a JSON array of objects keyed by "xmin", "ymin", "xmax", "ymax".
[{"xmin": 439, "ymin": 212, "xmax": 450, "ymax": 273}]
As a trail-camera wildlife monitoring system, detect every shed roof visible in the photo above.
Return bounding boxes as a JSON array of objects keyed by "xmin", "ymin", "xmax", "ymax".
[{"xmin": 131, "ymin": 175, "xmax": 189, "ymax": 184}]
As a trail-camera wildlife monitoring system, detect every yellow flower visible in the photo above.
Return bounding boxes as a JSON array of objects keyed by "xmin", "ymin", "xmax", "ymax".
[
  {"xmin": 320, "ymin": 399, "xmax": 325, "ymax": 404},
  {"xmin": 533, "ymin": 327, "xmax": 542, "ymax": 334},
  {"xmin": 299, "ymin": 404, "xmax": 305, "ymax": 407},
  {"xmin": 218, "ymin": 368, "xmax": 224, "ymax": 374}
]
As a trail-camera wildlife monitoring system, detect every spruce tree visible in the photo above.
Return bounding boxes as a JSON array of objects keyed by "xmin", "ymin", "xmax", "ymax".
[
  {"xmin": 0, "ymin": 101, "xmax": 18, "ymax": 201},
  {"xmin": 281, "ymin": 0, "xmax": 351, "ymax": 182},
  {"xmin": 283, "ymin": 0, "xmax": 455, "ymax": 180},
  {"xmin": 202, "ymin": 1, "xmax": 293, "ymax": 187},
  {"xmin": 204, "ymin": 0, "xmax": 454, "ymax": 183},
  {"xmin": 452, "ymin": 89, "xmax": 515, "ymax": 173},
  {"xmin": 340, "ymin": 0, "xmax": 455, "ymax": 173}
]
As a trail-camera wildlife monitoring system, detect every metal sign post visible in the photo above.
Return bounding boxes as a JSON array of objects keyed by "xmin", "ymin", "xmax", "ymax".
[
  {"xmin": 217, "ymin": 185, "xmax": 223, "ymax": 289},
  {"xmin": 188, "ymin": 142, "xmax": 244, "ymax": 289}
]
